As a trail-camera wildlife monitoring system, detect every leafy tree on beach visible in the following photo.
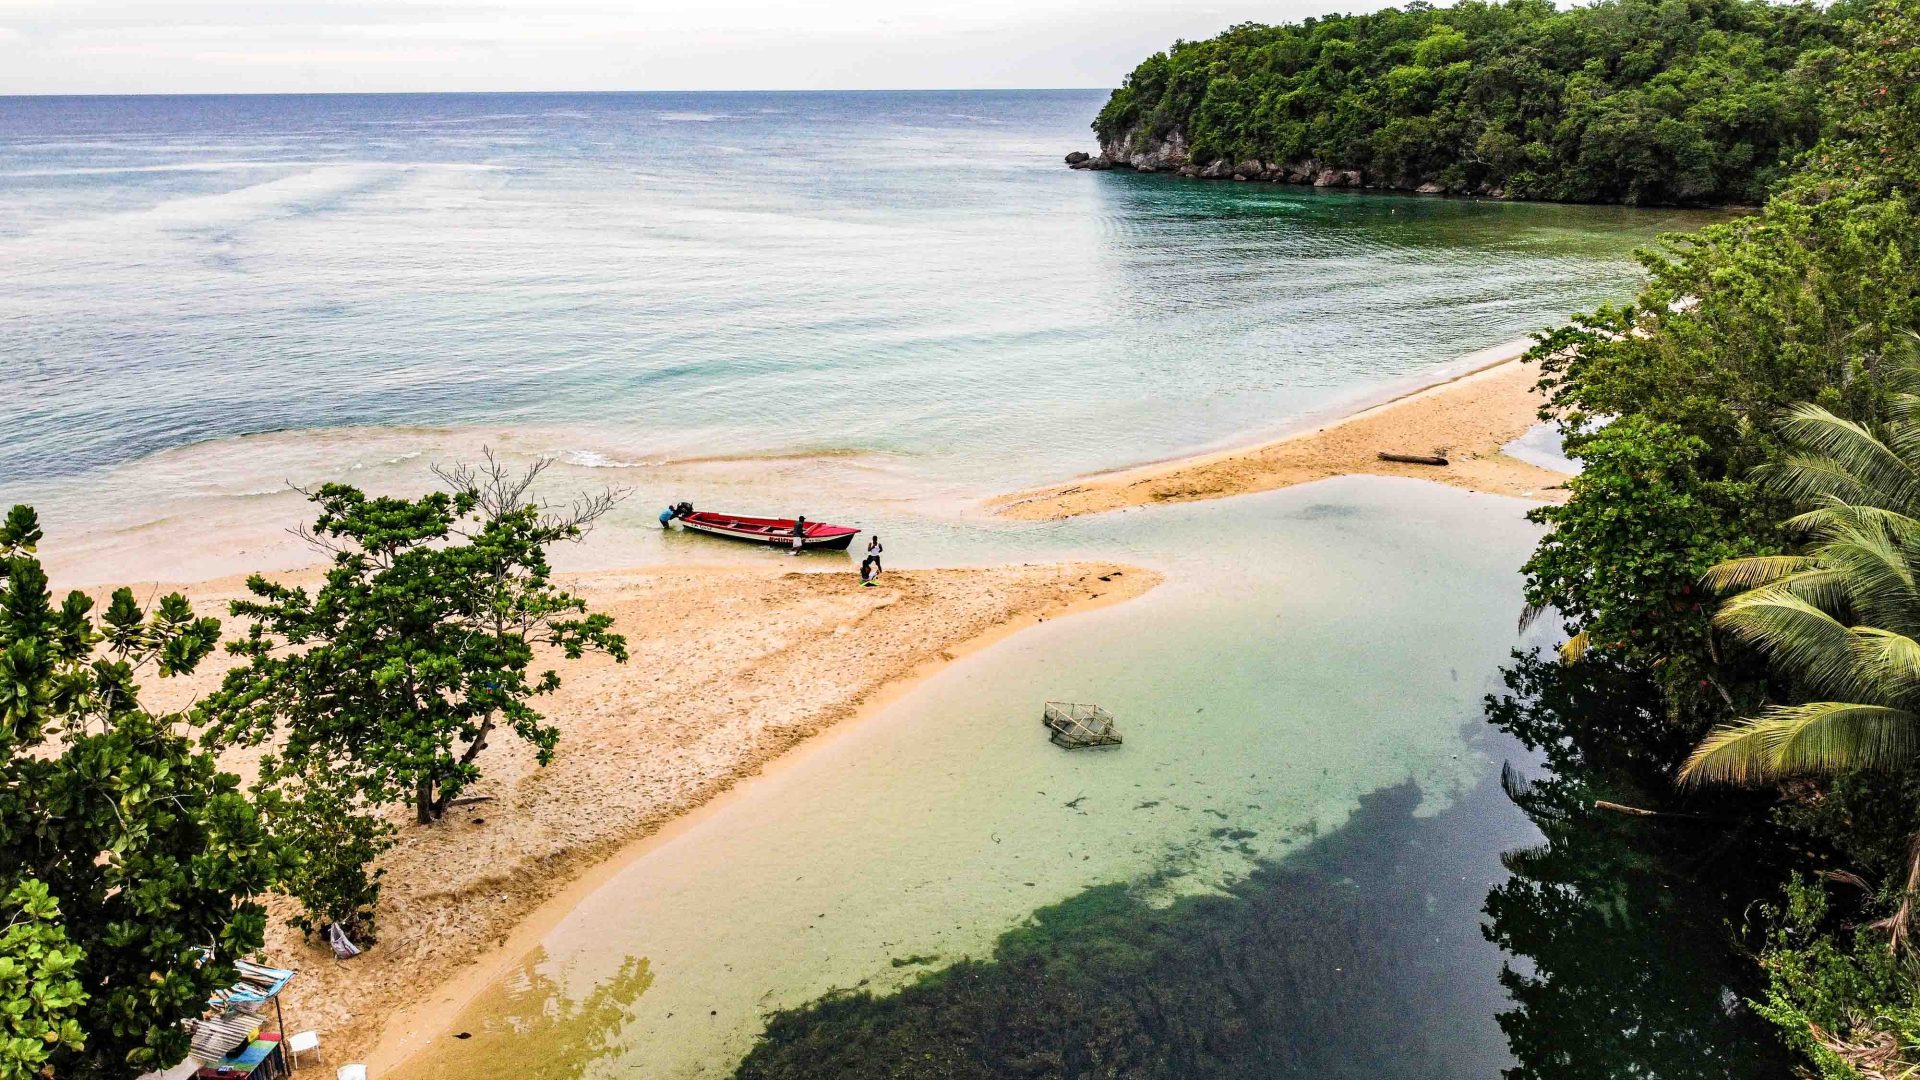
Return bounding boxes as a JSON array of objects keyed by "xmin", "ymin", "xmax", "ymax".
[
  {"xmin": 0, "ymin": 504, "xmax": 288, "ymax": 1080},
  {"xmin": 201, "ymin": 454, "xmax": 628, "ymax": 828}
]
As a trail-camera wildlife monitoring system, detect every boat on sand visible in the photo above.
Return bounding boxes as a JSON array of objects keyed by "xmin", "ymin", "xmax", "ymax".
[{"xmin": 674, "ymin": 510, "xmax": 861, "ymax": 550}]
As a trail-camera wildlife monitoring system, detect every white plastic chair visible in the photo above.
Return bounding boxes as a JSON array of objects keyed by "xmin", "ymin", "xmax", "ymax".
[
  {"xmin": 286, "ymin": 1029, "xmax": 320, "ymax": 1066},
  {"xmin": 336, "ymin": 1066, "xmax": 366, "ymax": 1080}
]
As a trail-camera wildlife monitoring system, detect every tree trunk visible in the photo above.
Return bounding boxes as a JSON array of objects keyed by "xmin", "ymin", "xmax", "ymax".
[
  {"xmin": 415, "ymin": 776, "xmax": 434, "ymax": 825},
  {"xmin": 1871, "ymin": 832, "xmax": 1920, "ymax": 952},
  {"xmin": 430, "ymin": 716, "xmax": 495, "ymax": 820}
]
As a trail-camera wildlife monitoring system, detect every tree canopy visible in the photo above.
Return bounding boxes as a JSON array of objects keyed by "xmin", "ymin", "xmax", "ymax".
[
  {"xmin": 199, "ymin": 458, "xmax": 626, "ymax": 940},
  {"xmin": 203, "ymin": 461, "xmax": 627, "ymax": 828},
  {"xmin": 1094, "ymin": 0, "xmax": 1848, "ymax": 204},
  {"xmin": 0, "ymin": 505, "xmax": 288, "ymax": 1080}
]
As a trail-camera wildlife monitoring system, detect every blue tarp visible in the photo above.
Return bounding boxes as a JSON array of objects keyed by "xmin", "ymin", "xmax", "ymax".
[{"xmin": 208, "ymin": 960, "xmax": 294, "ymax": 1009}]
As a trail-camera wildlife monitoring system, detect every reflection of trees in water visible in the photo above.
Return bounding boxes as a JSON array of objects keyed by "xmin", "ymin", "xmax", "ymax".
[
  {"xmin": 402, "ymin": 948, "xmax": 652, "ymax": 1080},
  {"xmin": 738, "ymin": 779, "xmax": 1524, "ymax": 1080},
  {"xmin": 1483, "ymin": 651, "xmax": 1793, "ymax": 1079}
]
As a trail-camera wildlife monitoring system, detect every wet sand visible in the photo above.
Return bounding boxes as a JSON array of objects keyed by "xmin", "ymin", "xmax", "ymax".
[
  {"xmin": 137, "ymin": 560, "xmax": 1158, "ymax": 1062},
  {"xmin": 991, "ymin": 351, "xmax": 1570, "ymax": 520}
]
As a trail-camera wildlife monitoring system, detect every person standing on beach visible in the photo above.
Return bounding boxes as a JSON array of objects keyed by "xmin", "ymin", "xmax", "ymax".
[
  {"xmin": 866, "ymin": 535, "xmax": 882, "ymax": 569},
  {"xmin": 790, "ymin": 515, "xmax": 807, "ymax": 555}
]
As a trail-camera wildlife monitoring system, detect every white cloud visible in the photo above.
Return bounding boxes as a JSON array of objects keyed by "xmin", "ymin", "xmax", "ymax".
[{"xmin": 0, "ymin": 0, "xmax": 1392, "ymax": 94}]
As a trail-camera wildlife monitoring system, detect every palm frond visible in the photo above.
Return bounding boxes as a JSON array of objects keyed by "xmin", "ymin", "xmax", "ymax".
[
  {"xmin": 1680, "ymin": 703, "xmax": 1920, "ymax": 784},
  {"xmin": 1759, "ymin": 453, "xmax": 1872, "ymax": 513},
  {"xmin": 1850, "ymin": 627, "xmax": 1920, "ymax": 709},
  {"xmin": 1558, "ymin": 629, "xmax": 1591, "ymax": 664},
  {"xmin": 1783, "ymin": 501, "xmax": 1920, "ymax": 547},
  {"xmin": 1773, "ymin": 701, "xmax": 1920, "ymax": 775},
  {"xmin": 1518, "ymin": 600, "xmax": 1548, "ymax": 634},
  {"xmin": 1714, "ymin": 586, "xmax": 1872, "ymax": 698},
  {"xmin": 1817, "ymin": 527, "xmax": 1920, "ymax": 635},
  {"xmin": 1879, "ymin": 412, "xmax": 1920, "ymax": 470},
  {"xmin": 1701, "ymin": 555, "xmax": 1817, "ymax": 593},
  {"xmin": 1769, "ymin": 568, "xmax": 1853, "ymax": 615},
  {"xmin": 1773, "ymin": 404, "xmax": 1920, "ymax": 512},
  {"xmin": 1880, "ymin": 330, "xmax": 1920, "ymax": 416}
]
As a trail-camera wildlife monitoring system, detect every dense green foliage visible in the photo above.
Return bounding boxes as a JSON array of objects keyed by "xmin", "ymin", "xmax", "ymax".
[
  {"xmin": 0, "ymin": 881, "xmax": 84, "ymax": 1080},
  {"xmin": 1755, "ymin": 877, "xmax": 1920, "ymax": 1077},
  {"xmin": 0, "ymin": 505, "xmax": 288, "ymax": 1079},
  {"xmin": 200, "ymin": 460, "xmax": 625, "ymax": 939},
  {"xmin": 1513, "ymin": 0, "xmax": 1920, "ymax": 1069},
  {"xmin": 1094, "ymin": 0, "xmax": 1846, "ymax": 204},
  {"xmin": 268, "ymin": 776, "xmax": 390, "ymax": 943}
]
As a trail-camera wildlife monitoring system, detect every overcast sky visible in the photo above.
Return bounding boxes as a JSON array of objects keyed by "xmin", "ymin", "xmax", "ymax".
[{"xmin": 0, "ymin": 0, "xmax": 1377, "ymax": 95}]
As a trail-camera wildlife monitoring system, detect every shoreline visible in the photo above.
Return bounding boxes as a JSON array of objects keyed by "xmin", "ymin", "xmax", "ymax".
[
  {"xmin": 140, "ymin": 559, "xmax": 1162, "ymax": 1066},
  {"xmin": 361, "ymin": 566, "xmax": 1156, "ymax": 1077},
  {"xmin": 1068, "ymin": 145, "xmax": 1760, "ymax": 211},
  {"xmin": 991, "ymin": 343, "xmax": 1571, "ymax": 521}
]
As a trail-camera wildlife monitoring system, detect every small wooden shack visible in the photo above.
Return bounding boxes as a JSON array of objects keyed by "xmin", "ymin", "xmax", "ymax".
[{"xmin": 1043, "ymin": 701, "xmax": 1122, "ymax": 749}]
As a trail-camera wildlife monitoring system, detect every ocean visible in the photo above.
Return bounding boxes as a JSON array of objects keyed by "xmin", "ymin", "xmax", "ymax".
[
  {"xmin": 1, "ymin": 90, "xmax": 1713, "ymax": 581},
  {"xmin": 2, "ymin": 90, "xmax": 1776, "ymax": 1078}
]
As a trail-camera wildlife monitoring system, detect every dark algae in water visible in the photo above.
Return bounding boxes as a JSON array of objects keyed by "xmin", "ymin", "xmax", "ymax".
[
  {"xmin": 734, "ymin": 651, "xmax": 1798, "ymax": 1079},
  {"xmin": 737, "ymin": 778, "xmax": 1524, "ymax": 1080}
]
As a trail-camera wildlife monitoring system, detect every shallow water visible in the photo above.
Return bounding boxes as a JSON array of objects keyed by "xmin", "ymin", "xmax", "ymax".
[
  {"xmin": 0, "ymin": 90, "xmax": 1716, "ymax": 582},
  {"xmin": 383, "ymin": 477, "xmax": 1543, "ymax": 1079},
  {"xmin": 2, "ymin": 90, "xmax": 1765, "ymax": 1076}
]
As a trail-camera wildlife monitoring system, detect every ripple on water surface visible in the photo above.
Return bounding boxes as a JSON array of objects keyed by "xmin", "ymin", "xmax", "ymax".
[{"xmin": 4, "ymin": 91, "xmax": 1718, "ymax": 538}]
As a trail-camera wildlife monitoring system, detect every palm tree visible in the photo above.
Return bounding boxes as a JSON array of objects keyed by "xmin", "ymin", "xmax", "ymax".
[
  {"xmin": 1680, "ymin": 341, "xmax": 1920, "ymax": 949},
  {"xmin": 1682, "ymin": 337, "xmax": 1920, "ymax": 785}
]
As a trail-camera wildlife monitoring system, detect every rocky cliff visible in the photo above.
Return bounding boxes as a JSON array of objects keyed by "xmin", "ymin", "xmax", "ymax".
[{"xmin": 1068, "ymin": 122, "xmax": 1497, "ymax": 197}]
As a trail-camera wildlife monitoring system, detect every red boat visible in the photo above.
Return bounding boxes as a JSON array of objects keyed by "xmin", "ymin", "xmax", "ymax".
[{"xmin": 675, "ymin": 510, "xmax": 861, "ymax": 550}]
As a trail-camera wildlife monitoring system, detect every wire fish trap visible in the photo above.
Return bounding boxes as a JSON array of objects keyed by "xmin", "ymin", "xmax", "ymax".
[{"xmin": 1043, "ymin": 701, "xmax": 1122, "ymax": 749}]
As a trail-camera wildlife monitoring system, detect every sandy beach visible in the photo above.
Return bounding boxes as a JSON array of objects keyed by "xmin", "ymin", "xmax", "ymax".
[
  {"xmin": 992, "ymin": 351, "xmax": 1570, "ymax": 521},
  {"xmin": 135, "ymin": 559, "xmax": 1157, "ymax": 1063},
  {"xmin": 114, "ymin": 345, "xmax": 1555, "ymax": 1066}
]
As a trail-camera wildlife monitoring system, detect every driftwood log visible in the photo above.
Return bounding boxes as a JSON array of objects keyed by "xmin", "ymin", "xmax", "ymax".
[{"xmin": 1377, "ymin": 452, "xmax": 1449, "ymax": 466}]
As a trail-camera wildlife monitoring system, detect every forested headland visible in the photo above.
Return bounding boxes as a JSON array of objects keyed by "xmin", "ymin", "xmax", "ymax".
[{"xmin": 1082, "ymin": 0, "xmax": 1848, "ymax": 205}]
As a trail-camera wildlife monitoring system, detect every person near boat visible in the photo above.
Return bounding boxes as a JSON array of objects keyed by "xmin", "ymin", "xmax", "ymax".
[
  {"xmin": 790, "ymin": 516, "xmax": 807, "ymax": 555},
  {"xmin": 865, "ymin": 535, "xmax": 882, "ymax": 568}
]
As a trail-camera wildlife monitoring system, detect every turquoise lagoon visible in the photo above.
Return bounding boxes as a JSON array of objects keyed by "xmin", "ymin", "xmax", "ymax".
[{"xmin": 384, "ymin": 478, "xmax": 1546, "ymax": 1078}]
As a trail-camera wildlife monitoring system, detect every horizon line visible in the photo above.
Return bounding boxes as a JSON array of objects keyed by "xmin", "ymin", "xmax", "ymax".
[{"xmin": 0, "ymin": 86, "xmax": 1114, "ymax": 100}]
